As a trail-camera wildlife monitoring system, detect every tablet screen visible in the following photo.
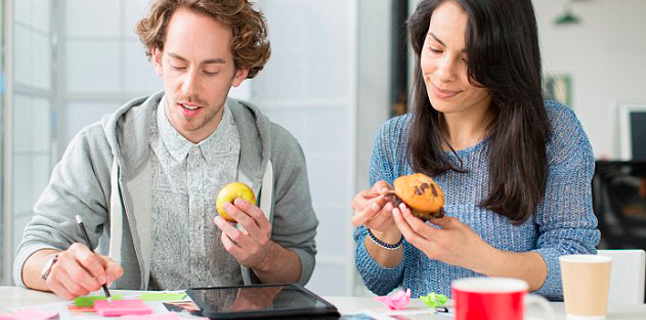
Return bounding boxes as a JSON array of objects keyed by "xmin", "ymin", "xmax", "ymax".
[{"xmin": 187, "ymin": 284, "xmax": 339, "ymax": 319}]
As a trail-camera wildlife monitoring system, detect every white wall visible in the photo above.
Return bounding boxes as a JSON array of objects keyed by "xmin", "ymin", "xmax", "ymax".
[
  {"xmin": 252, "ymin": 0, "xmax": 358, "ymax": 296},
  {"xmin": 62, "ymin": 0, "xmax": 162, "ymax": 150},
  {"xmin": 353, "ymin": 0, "xmax": 393, "ymax": 296},
  {"xmin": 8, "ymin": 0, "xmax": 54, "ymax": 281},
  {"xmin": 533, "ymin": 0, "xmax": 646, "ymax": 159}
]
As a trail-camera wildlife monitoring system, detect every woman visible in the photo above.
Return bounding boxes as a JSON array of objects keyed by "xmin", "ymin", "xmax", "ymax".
[{"xmin": 352, "ymin": 0, "xmax": 599, "ymax": 301}]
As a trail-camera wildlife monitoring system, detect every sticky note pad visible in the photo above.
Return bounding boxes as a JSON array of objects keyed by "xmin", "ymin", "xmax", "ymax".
[
  {"xmin": 94, "ymin": 299, "xmax": 153, "ymax": 317},
  {"xmin": 74, "ymin": 294, "xmax": 123, "ymax": 306},
  {"xmin": 140, "ymin": 293, "xmax": 187, "ymax": 301},
  {"xmin": 68, "ymin": 305, "xmax": 95, "ymax": 313},
  {"xmin": 122, "ymin": 313, "xmax": 181, "ymax": 320},
  {"xmin": 0, "ymin": 310, "xmax": 58, "ymax": 320}
]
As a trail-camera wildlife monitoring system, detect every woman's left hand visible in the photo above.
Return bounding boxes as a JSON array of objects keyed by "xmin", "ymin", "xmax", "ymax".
[{"xmin": 391, "ymin": 203, "xmax": 494, "ymax": 272}]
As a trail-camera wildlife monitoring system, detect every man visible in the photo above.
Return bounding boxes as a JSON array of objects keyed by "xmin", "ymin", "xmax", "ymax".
[{"xmin": 14, "ymin": 0, "xmax": 318, "ymax": 300}]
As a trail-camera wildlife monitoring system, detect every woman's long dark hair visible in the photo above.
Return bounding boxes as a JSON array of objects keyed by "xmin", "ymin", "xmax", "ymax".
[{"xmin": 407, "ymin": 0, "xmax": 550, "ymax": 225}]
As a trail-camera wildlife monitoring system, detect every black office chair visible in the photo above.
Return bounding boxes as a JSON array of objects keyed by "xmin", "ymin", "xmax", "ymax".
[{"xmin": 592, "ymin": 160, "xmax": 646, "ymax": 302}]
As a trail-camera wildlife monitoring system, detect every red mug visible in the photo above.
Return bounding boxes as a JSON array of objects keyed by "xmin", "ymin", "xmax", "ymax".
[{"xmin": 452, "ymin": 277, "xmax": 555, "ymax": 320}]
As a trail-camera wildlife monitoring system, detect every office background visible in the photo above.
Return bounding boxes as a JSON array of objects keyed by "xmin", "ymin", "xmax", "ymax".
[{"xmin": 1, "ymin": 0, "xmax": 645, "ymax": 296}]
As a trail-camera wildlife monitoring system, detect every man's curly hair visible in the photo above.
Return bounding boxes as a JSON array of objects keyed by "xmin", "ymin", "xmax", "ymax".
[{"xmin": 136, "ymin": 0, "xmax": 270, "ymax": 79}]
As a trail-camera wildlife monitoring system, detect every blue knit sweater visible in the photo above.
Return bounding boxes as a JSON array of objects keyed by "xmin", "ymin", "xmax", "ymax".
[{"xmin": 354, "ymin": 100, "xmax": 600, "ymax": 301}]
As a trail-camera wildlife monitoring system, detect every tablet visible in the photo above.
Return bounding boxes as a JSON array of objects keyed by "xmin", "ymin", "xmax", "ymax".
[{"xmin": 187, "ymin": 283, "xmax": 340, "ymax": 319}]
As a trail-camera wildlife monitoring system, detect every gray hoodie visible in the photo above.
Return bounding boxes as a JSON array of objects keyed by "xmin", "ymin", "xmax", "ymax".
[{"xmin": 14, "ymin": 92, "xmax": 318, "ymax": 289}]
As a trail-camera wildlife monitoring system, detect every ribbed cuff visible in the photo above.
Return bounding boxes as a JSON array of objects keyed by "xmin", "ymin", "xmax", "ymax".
[
  {"xmin": 291, "ymin": 247, "xmax": 315, "ymax": 286},
  {"xmin": 355, "ymin": 229, "xmax": 404, "ymax": 295},
  {"xmin": 531, "ymin": 247, "xmax": 563, "ymax": 301},
  {"xmin": 13, "ymin": 244, "xmax": 60, "ymax": 287}
]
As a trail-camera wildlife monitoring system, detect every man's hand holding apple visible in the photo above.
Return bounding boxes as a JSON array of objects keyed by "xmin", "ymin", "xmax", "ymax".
[
  {"xmin": 213, "ymin": 197, "xmax": 278, "ymax": 269},
  {"xmin": 213, "ymin": 182, "xmax": 301, "ymax": 283}
]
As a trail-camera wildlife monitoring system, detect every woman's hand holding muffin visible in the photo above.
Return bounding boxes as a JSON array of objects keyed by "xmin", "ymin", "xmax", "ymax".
[
  {"xmin": 392, "ymin": 204, "xmax": 495, "ymax": 273},
  {"xmin": 353, "ymin": 173, "xmax": 449, "ymax": 247},
  {"xmin": 353, "ymin": 173, "xmax": 494, "ymax": 271},
  {"xmin": 388, "ymin": 173, "xmax": 494, "ymax": 271}
]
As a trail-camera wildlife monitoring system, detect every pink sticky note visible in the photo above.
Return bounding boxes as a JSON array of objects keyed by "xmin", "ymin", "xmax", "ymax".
[
  {"xmin": 0, "ymin": 310, "xmax": 58, "ymax": 320},
  {"xmin": 121, "ymin": 314, "xmax": 182, "ymax": 320},
  {"xmin": 374, "ymin": 288, "xmax": 411, "ymax": 310},
  {"xmin": 94, "ymin": 299, "xmax": 153, "ymax": 317}
]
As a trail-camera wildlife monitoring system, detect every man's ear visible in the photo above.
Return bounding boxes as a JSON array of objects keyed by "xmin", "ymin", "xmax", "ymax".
[
  {"xmin": 231, "ymin": 67, "xmax": 249, "ymax": 87},
  {"xmin": 151, "ymin": 48, "xmax": 164, "ymax": 76}
]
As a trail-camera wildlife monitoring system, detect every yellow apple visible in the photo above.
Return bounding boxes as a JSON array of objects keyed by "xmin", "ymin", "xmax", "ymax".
[{"xmin": 216, "ymin": 182, "xmax": 256, "ymax": 222}]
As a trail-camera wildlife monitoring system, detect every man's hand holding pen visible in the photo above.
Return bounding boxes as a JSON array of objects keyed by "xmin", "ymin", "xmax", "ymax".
[{"xmin": 44, "ymin": 243, "xmax": 123, "ymax": 300}]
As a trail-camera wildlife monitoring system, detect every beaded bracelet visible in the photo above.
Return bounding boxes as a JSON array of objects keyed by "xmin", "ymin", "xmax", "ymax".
[{"xmin": 367, "ymin": 229, "xmax": 403, "ymax": 250}]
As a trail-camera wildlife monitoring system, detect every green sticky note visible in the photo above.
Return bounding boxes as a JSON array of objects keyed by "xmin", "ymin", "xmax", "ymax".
[
  {"xmin": 419, "ymin": 292, "xmax": 448, "ymax": 309},
  {"xmin": 74, "ymin": 294, "xmax": 122, "ymax": 307},
  {"xmin": 140, "ymin": 293, "xmax": 187, "ymax": 301}
]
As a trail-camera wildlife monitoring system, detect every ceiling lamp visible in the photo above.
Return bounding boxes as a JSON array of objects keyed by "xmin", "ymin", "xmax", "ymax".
[{"xmin": 555, "ymin": 0, "xmax": 581, "ymax": 25}]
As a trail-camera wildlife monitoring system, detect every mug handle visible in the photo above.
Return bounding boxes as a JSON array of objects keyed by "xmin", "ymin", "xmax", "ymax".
[{"xmin": 525, "ymin": 294, "xmax": 557, "ymax": 320}]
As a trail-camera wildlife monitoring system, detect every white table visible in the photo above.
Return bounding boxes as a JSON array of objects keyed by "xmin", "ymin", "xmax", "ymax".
[
  {"xmin": 325, "ymin": 296, "xmax": 646, "ymax": 319},
  {"xmin": 1, "ymin": 286, "xmax": 646, "ymax": 319}
]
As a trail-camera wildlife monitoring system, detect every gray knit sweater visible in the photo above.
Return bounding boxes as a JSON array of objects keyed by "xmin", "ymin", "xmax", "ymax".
[{"xmin": 354, "ymin": 100, "xmax": 600, "ymax": 301}]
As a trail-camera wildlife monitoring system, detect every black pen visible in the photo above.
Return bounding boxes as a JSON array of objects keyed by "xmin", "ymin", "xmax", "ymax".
[{"xmin": 76, "ymin": 215, "xmax": 112, "ymax": 304}]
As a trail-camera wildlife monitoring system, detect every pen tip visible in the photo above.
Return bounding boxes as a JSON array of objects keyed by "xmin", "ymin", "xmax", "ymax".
[{"xmin": 75, "ymin": 215, "xmax": 82, "ymax": 224}]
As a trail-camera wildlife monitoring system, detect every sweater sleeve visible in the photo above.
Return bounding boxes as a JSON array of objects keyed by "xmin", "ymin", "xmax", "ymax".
[
  {"xmin": 268, "ymin": 124, "xmax": 318, "ymax": 286},
  {"xmin": 354, "ymin": 118, "xmax": 408, "ymax": 295},
  {"xmin": 531, "ymin": 102, "xmax": 600, "ymax": 300},
  {"xmin": 13, "ymin": 124, "xmax": 113, "ymax": 287}
]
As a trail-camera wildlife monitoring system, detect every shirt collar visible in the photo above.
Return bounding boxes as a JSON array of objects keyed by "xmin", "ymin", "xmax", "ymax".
[
  {"xmin": 157, "ymin": 96, "xmax": 235, "ymax": 164},
  {"xmin": 199, "ymin": 104, "xmax": 236, "ymax": 166}
]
